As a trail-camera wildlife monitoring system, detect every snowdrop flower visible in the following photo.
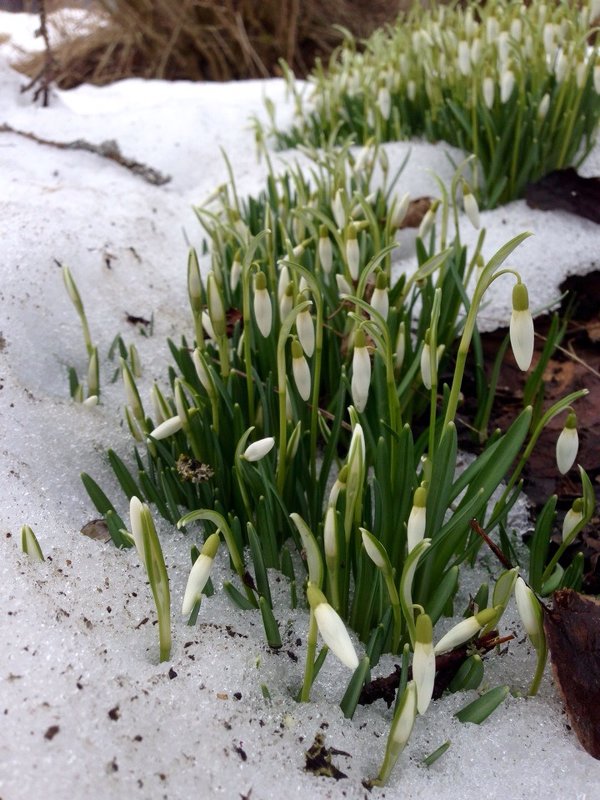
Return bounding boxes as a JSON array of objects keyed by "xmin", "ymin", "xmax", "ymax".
[
  {"xmin": 497, "ymin": 31, "xmax": 510, "ymax": 65},
  {"xmin": 391, "ymin": 192, "xmax": 410, "ymax": 228},
  {"xmin": 413, "ymin": 614, "xmax": 435, "ymax": 714},
  {"xmin": 296, "ymin": 305, "xmax": 315, "ymax": 357},
  {"xmin": 328, "ymin": 465, "xmax": 347, "ymax": 509},
  {"xmin": 324, "ymin": 506, "xmax": 337, "ymax": 565},
  {"xmin": 556, "ymin": 410, "xmax": 579, "ymax": 474},
  {"xmin": 554, "ymin": 50, "xmax": 568, "ymax": 84},
  {"xmin": 538, "ymin": 93, "xmax": 550, "ymax": 120},
  {"xmin": 149, "ymin": 414, "xmax": 183, "ymax": 440},
  {"xmin": 458, "ymin": 40, "xmax": 471, "ymax": 76},
  {"xmin": 129, "ymin": 496, "xmax": 146, "ymax": 563},
  {"xmin": 407, "ymin": 80, "xmax": 417, "ymax": 102},
  {"xmin": 318, "ymin": 225, "xmax": 333, "ymax": 273},
  {"xmin": 336, "ymin": 274, "xmax": 353, "ymax": 297},
  {"xmin": 201, "ymin": 310, "xmax": 217, "ymax": 342},
  {"xmin": 470, "ymin": 37, "xmax": 482, "ymax": 66},
  {"xmin": 332, "ymin": 188, "xmax": 346, "ymax": 230},
  {"xmin": 253, "ymin": 271, "xmax": 272, "ymax": 338},
  {"xmin": 377, "ymin": 83, "xmax": 392, "ymax": 120},
  {"xmin": 500, "ymin": 69, "xmax": 515, "ymax": 103},
  {"xmin": 486, "ymin": 16, "xmax": 499, "ymax": 43},
  {"xmin": 192, "ymin": 348, "xmax": 215, "ymax": 398},
  {"xmin": 277, "ymin": 263, "xmax": 291, "ymax": 303},
  {"xmin": 562, "ymin": 498, "xmax": 584, "ymax": 542},
  {"xmin": 279, "ymin": 282, "xmax": 294, "ymax": 320},
  {"xmin": 351, "ymin": 329, "xmax": 371, "ymax": 413},
  {"xmin": 510, "ymin": 17, "xmax": 522, "ymax": 41},
  {"xmin": 386, "ymin": 680, "xmax": 417, "ymax": 767},
  {"xmin": 291, "ymin": 339, "xmax": 311, "ymax": 401},
  {"xmin": 345, "ymin": 224, "xmax": 360, "ymax": 281},
  {"xmin": 230, "ymin": 250, "xmax": 242, "ymax": 292},
  {"xmin": 510, "ymin": 282, "xmax": 534, "ymax": 371},
  {"xmin": 242, "ymin": 436, "xmax": 275, "ymax": 462},
  {"xmin": 434, "ymin": 607, "xmax": 497, "ymax": 654},
  {"xmin": 182, "ymin": 533, "xmax": 220, "ymax": 615},
  {"xmin": 407, "ymin": 485, "xmax": 427, "ymax": 553},
  {"xmin": 307, "ymin": 583, "xmax": 359, "ymax": 669},
  {"xmin": 482, "ymin": 76, "xmax": 495, "ymax": 110},
  {"xmin": 292, "ymin": 241, "xmax": 305, "ymax": 259},
  {"xmin": 83, "ymin": 395, "xmax": 99, "ymax": 408},
  {"xmin": 543, "ymin": 23, "xmax": 556, "ymax": 58},
  {"xmin": 576, "ymin": 61, "xmax": 587, "ymax": 90},
  {"xmin": 418, "ymin": 200, "xmax": 438, "ymax": 240},
  {"xmin": 462, "ymin": 184, "xmax": 480, "ymax": 229},
  {"xmin": 395, "ymin": 322, "xmax": 406, "ymax": 370},
  {"xmin": 361, "ymin": 528, "xmax": 386, "ymax": 569},
  {"xmin": 370, "ymin": 272, "xmax": 389, "ymax": 320},
  {"xmin": 207, "ymin": 271, "xmax": 226, "ymax": 338},
  {"xmin": 514, "ymin": 577, "xmax": 544, "ymax": 648}
]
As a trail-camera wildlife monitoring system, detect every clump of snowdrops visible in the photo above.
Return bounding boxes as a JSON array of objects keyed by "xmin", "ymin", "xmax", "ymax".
[
  {"xmin": 268, "ymin": 0, "xmax": 600, "ymax": 208},
  {"xmin": 70, "ymin": 143, "xmax": 594, "ymax": 785}
]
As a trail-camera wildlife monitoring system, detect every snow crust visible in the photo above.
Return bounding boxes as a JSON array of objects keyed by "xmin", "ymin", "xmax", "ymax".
[{"xmin": 1, "ymin": 11, "xmax": 599, "ymax": 800}]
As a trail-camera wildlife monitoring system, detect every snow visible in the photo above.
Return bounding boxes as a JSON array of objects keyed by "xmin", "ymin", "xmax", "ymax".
[{"xmin": 1, "ymin": 10, "xmax": 600, "ymax": 800}]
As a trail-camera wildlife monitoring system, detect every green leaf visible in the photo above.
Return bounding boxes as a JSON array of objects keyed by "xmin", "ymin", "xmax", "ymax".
[
  {"xmin": 259, "ymin": 596, "xmax": 282, "ymax": 649},
  {"xmin": 340, "ymin": 656, "xmax": 371, "ymax": 719},
  {"xmin": 448, "ymin": 654, "xmax": 484, "ymax": 693},
  {"xmin": 422, "ymin": 740, "xmax": 451, "ymax": 766},
  {"xmin": 454, "ymin": 685, "xmax": 510, "ymax": 724}
]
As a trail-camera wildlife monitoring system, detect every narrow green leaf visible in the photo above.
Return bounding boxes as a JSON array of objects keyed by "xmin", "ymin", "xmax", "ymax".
[
  {"xmin": 454, "ymin": 685, "xmax": 510, "ymax": 724},
  {"xmin": 223, "ymin": 581, "xmax": 255, "ymax": 610},
  {"xmin": 448, "ymin": 654, "xmax": 484, "ymax": 693},
  {"xmin": 422, "ymin": 740, "xmax": 451, "ymax": 767},
  {"xmin": 259, "ymin": 596, "xmax": 282, "ymax": 649},
  {"xmin": 107, "ymin": 450, "xmax": 141, "ymax": 500},
  {"xmin": 340, "ymin": 656, "xmax": 371, "ymax": 719}
]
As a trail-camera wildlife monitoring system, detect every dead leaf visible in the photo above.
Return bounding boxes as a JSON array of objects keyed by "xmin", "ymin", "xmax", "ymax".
[
  {"xmin": 544, "ymin": 589, "xmax": 600, "ymax": 759},
  {"xmin": 399, "ymin": 197, "xmax": 431, "ymax": 228},
  {"xmin": 304, "ymin": 732, "xmax": 349, "ymax": 780},
  {"xmin": 80, "ymin": 519, "xmax": 111, "ymax": 543}
]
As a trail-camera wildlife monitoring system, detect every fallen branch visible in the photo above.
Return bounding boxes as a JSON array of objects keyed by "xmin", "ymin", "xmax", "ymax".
[{"xmin": 0, "ymin": 123, "xmax": 171, "ymax": 186}]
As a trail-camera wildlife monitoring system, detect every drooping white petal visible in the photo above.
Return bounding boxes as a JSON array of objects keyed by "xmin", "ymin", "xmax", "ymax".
[
  {"xmin": 351, "ymin": 344, "xmax": 371, "ymax": 413},
  {"xmin": 407, "ymin": 505, "xmax": 426, "ymax": 553},
  {"xmin": 149, "ymin": 415, "xmax": 183, "ymax": 440},
  {"xmin": 181, "ymin": 554, "xmax": 213, "ymax": 615},
  {"xmin": 510, "ymin": 309, "xmax": 534, "ymax": 371},
  {"xmin": 243, "ymin": 437, "xmax": 275, "ymax": 462},
  {"xmin": 463, "ymin": 192, "xmax": 480, "ymax": 230},
  {"xmin": 296, "ymin": 309, "xmax": 315, "ymax": 357},
  {"xmin": 413, "ymin": 615, "xmax": 435, "ymax": 714},
  {"xmin": 314, "ymin": 602, "xmax": 359, "ymax": 669},
  {"xmin": 254, "ymin": 288, "xmax": 273, "ymax": 338},
  {"xmin": 292, "ymin": 352, "xmax": 311, "ymax": 401},
  {"xmin": 556, "ymin": 425, "xmax": 578, "ymax": 475}
]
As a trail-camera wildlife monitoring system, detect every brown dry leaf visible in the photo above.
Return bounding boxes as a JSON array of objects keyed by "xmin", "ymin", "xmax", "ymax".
[
  {"xmin": 304, "ymin": 733, "xmax": 349, "ymax": 780},
  {"xmin": 544, "ymin": 589, "xmax": 600, "ymax": 759},
  {"xmin": 80, "ymin": 519, "xmax": 111, "ymax": 543},
  {"xmin": 399, "ymin": 197, "xmax": 431, "ymax": 229}
]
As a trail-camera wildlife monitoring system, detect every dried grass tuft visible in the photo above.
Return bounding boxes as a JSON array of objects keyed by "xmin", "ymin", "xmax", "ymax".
[{"xmin": 15, "ymin": 0, "xmax": 414, "ymax": 88}]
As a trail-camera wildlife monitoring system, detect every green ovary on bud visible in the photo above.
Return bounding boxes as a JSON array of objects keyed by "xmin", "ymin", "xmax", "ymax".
[
  {"xmin": 291, "ymin": 338, "xmax": 311, "ymax": 401},
  {"xmin": 318, "ymin": 225, "xmax": 333, "ymax": 273},
  {"xmin": 562, "ymin": 498, "xmax": 584, "ymax": 542},
  {"xmin": 253, "ymin": 271, "xmax": 272, "ymax": 338},
  {"xmin": 434, "ymin": 607, "xmax": 497, "ymax": 655},
  {"xmin": 207, "ymin": 271, "xmax": 226, "ymax": 338},
  {"xmin": 370, "ymin": 271, "xmax": 389, "ymax": 320},
  {"xmin": 407, "ymin": 485, "xmax": 427, "ymax": 553},
  {"xmin": 181, "ymin": 532, "xmax": 220, "ymax": 615},
  {"xmin": 510, "ymin": 282, "xmax": 534, "ymax": 371},
  {"xmin": 351, "ymin": 328, "xmax": 371, "ymax": 413},
  {"xmin": 413, "ymin": 614, "xmax": 435, "ymax": 714},
  {"xmin": 306, "ymin": 583, "xmax": 359, "ymax": 669},
  {"xmin": 556, "ymin": 410, "xmax": 578, "ymax": 474}
]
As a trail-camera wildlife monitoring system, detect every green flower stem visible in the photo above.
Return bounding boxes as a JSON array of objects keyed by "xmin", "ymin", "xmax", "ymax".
[
  {"xmin": 140, "ymin": 506, "xmax": 171, "ymax": 662},
  {"xmin": 529, "ymin": 637, "xmax": 547, "ymax": 697},
  {"xmin": 427, "ymin": 288, "xmax": 441, "ymax": 459},
  {"xmin": 276, "ymin": 300, "xmax": 311, "ymax": 494},
  {"xmin": 300, "ymin": 609, "xmax": 319, "ymax": 702}
]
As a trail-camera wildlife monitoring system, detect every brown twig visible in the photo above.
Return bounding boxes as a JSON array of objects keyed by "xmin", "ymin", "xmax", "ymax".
[
  {"xmin": 0, "ymin": 123, "xmax": 171, "ymax": 186},
  {"xmin": 469, "ymin": 518, "xmax": 514, "ymax": 570}
]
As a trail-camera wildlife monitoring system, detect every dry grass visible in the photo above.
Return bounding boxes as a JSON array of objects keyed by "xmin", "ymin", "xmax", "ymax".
[{"xmin": 15, "ymin": 0, "xmax": 417, "ymax": 88}]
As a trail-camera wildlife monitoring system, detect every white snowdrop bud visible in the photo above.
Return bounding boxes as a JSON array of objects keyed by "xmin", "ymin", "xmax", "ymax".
[
  {"xmin": 307, "ymin": 584, "xmax": 359, "ymax": 669},
  {"xmin": 390, "ymin": 680, "xmax": 417, "ymax": 750},
  {"xmin": 462, "ymin": 185, "xmax": 480, "ymax": 229},
  {"xmin": 377, "ymin": 83, "xmax": 392, "ymax": 120},
  {"xmin": 514, "ymin": 577, "xmax": 544, "ymax": 650},
  {"xmin": 407, "ymin": 485, "xmax": 427, "ymax": 553},
  {"xmin": 576, "ymin": 61, "xmax": 587, "ymax": 90},
  {"xmin": 395, "ymin": 322, "xmax": 406, "ymax": 370},
  {"xmin": 555, "ymin": 50, "xmax": 568, "ymax": 84},
  {"xmin": 182, "ymin": 533, "xmax": 220, "ymax": 615},
  {"xmin": 292, "ymin": 241, "xmax": 305, "ymax": 258},
  {"xmin": 510, "ymin": 282, "xmax": 534, "ymax": 371},
  {"xmin": 594, "ymin": 64, "xmax": 600, "ymax": 94},
  {"xmin": 543, "ymin": 23, "xmax": 556, "ymax": 58},
  {"xmin": 332, "ymin": 188, "xmax": 346, "ymax": 230},
  {"xmin": 324, "ymin": 506, "xmax": 337, "ymax": 561},
  {"xmin": 413, "ymin": 614, "xmax": 435, "ymax": 714},
  {"xmin": 83, "ymin": 395, "xmax": 99, "ymax": 408},
  {"xmin": 458, "ymin": 40, "xmax": 471, "ymax": 76},
  {"xmin": 291, "ymin": 339, "xmax": 311, "ymax": 401},
  {"xmin": 129, "ymin": 496, "xmax": 146, "ymax": 563},
  {"xmin": 562, "ymin": 498, "xmax": 584, "ymax": 543},
  {"xmin": 345, "ymin": 224, "xmax": 360, "ymax": 281},
  {"xmin": 434, "ymin": 607, "xmax": 497, "ymax": 654},
  {"xmin": 202, "ymin": 310, "xmax": 216, "ymax": 342},
  {"xmin": 483, "ymin": 76, "xmax": 495, "ymax": 109},
  {"xmin": 242, "ymin": 436, "xmax": 275, "ymax": 462},
  {"xmin": 253, "ymin": 271, "xmax": 272, "ymax": 338},
  {"xmin": 418, "ymin": 200, "xmax": 438, "ymax": 240},
  {"xmin": 351, "ymin": 328, "xmax": 371, "ymax": 413},
  {"xmin": 193, "ymin": 348, "xmax": 215, "ymax": 397},
  {"xmin": 391, "ymin": 192, "xmax": 411, "ymax": 228},
  {"xmin": 556, "ymin": 411, "xmax": 579, "ymax": 474},
  {"xmin": 497, "ymin": 31, "xmax": 510, "ymax": 65},
  {"xmin": 470, "ymin": 37, "xmax": 482, "ymax": 66},
  {"xmin": 149, "ymin": 415, "xmax": 183, "ymax": 441},
  {"xmin": 279, "ymin": 282, "xmax": 294, "ymax": 320},
  {"xmin": 361, "ymin": 528, "xmax": 387, "ymax": 569},
  {"xmin": 510, "ymin": 17, "xmax": 522, "ymax": 41},
  {"xmin": 407, "ymin": 80, "xmax": 417, "ymax": 102},
  {"xmin": 277, "ymin": 264, "xmax": 291, "ymax": 302},
  {"xmin": 370, "ymin": 271, "xmax": 389, "ymax": 320},
  {"xmin": 336, "ymin": 274, "xmax": 353, "ymax": 297},
  {"xmin": 318, "ymin": 225, "xmax": 333, "ymax": 273},
  {"xmin": 538, "ymin": 93, "xmax": 550, "ymax": 120},
  {"xmin": 121, "ymin": 359, "xmax": 144, "ymax": 422},
  {"xmin": 207, "ymin": 271, "xmax": 226, "ymax": 338},
  {"xmin": 486, "ymin": 16, "xmax": 499, "ymax": 43},
  {"xmin": 296, "ymin": 305, "xmax": 315, "ymax": 357},
  {"xmin": 328, "ymin": 465, "xmax": 348, "ymax": 509},
  {"xmin": 230, "ymin": 250, "xmax": 242, "ymax": 292},
  {"xmin": 500, "ymin": 69, "xmax": 515, "ymax": 103},
  {"xmin": 538, "ymin": 4, "xmax": 547, "ymax": 26}
]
